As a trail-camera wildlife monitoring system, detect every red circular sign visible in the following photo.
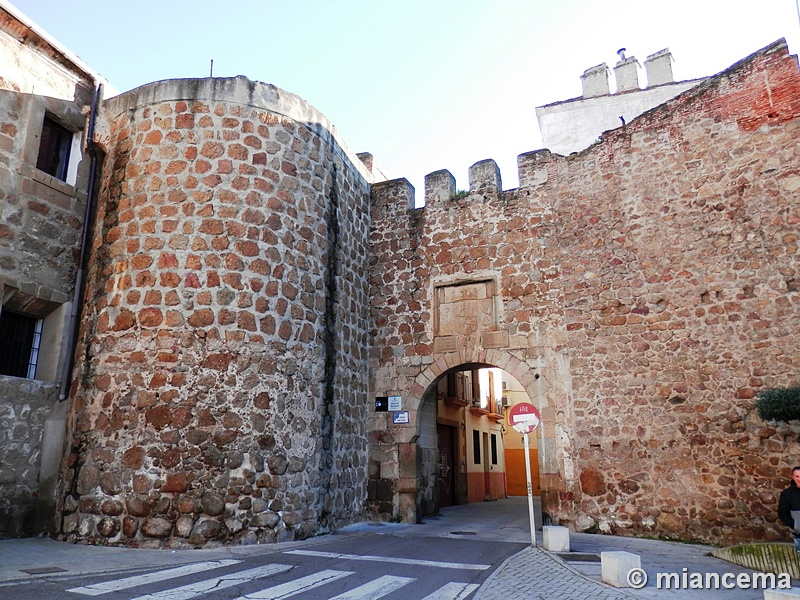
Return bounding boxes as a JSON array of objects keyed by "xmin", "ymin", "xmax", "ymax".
[{"xmin": 507, "ymin": 402, "xmax": 540, "ymax": 434}]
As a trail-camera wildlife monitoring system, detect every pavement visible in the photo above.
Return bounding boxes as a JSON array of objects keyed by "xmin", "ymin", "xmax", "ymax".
[{"xmin": 0, "ymin": 497, "xmax": 796, "ymax": 599}]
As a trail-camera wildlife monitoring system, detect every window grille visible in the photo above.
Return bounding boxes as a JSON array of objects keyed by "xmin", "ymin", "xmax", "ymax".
[{"xmin": 0, "ymin": 310, "xmax": 42, "ymax": 378}]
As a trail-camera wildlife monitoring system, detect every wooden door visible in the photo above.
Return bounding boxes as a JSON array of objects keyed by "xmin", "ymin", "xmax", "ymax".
[{"xmin": 437, "ymin": 424, "xmax": 456, "ymax": 507}]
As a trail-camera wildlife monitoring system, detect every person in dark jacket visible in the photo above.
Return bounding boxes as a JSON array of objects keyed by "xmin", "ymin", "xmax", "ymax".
[{"xmin": 778, "ymin": 466, "xmax": 800, "ymax": 553}]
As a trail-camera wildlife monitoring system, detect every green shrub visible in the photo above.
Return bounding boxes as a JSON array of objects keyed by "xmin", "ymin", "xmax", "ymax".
[{"xmin": 755, "ymin": 386, "xmax": 800, "ymax": 423}]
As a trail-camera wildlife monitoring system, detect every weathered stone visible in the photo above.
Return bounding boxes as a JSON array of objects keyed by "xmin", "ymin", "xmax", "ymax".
[
  {"xmin": 141, "ymin": 517, "xmax": 173, "ymax": 538},
  {"xmin": 6, "ymin": 33, "xmax": 792, "ymax": 553},
  {"xmin": 201, "ymin": 492, "xmax": 225, "ymax": 516},
  {"xmin": 126, "ymin": 496, "xmax": 151, "ymax": 517},
  {"xmin": 580, "ymin": 470, "xmax": 606, "ymax": 497},
  {"xmin": 97, "ymin": 517, "xmax": 120, "ymax": 537},
  {"xmin": 99, "ymin": 472, "xmax": 121, "ymax": 495},
  {"xmin": 175, "ymin": 515, "xmax": 195, "ymax": 537},
  {"xmin": 101, "ymin": 499, "xmax": 125, "ymax": 516},
  {"xmin": 250, "ymin": 511, "xmax": 280, "ymax": 528},
  {"xmin": 267, "ymin": 455, "xmax": 288, "ymax": 475},
  {"xmin": 122, "ymin": 516, "xmax": 139, "ymax": 538},
  {"xmin": 163, "ymin": 473, "xmax": 187, "ymax": 493},
  {"xmin": 225, "ymin": 517, "xmax": 244, "ymax": 534},
  {"xmin": 226, "ymin": 451, "xmax": 244, "ymax": 469},
  {"xmin": 191, "ymin": 518, "xmax": 221, "ymax": 539},
  {"xmin": 177, "ymin": 495, "xmax": 200, "ymax": 514},
  {"xmin": 122, "ymin": 447, "xmax": 146, "ymax": 469},
  {"xmin": 76, "ymin": 465, "xmax": 100, "ymax": 495},
  {"xmin": 77, "ymin": 515, "xmax": 96, "ymax": 537}
]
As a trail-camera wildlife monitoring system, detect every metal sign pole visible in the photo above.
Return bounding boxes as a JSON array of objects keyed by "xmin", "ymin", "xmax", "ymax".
[{"xmin": 523, "ymin": 432, "xmax": 536, "ymax": 547}]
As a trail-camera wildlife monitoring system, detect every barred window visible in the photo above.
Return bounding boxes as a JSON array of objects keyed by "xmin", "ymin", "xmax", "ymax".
[{"xmin": 0, "ymin": 309, "xmax": 42, "ymax": 379}]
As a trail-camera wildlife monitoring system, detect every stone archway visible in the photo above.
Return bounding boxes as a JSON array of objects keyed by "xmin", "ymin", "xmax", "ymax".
[{"xmin": 367, "ymin": 346, "xmax": 571, "ymax": 526}]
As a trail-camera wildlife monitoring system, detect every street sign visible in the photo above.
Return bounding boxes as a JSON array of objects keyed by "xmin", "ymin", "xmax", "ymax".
[
  {"xmin": 388, "ymin": 395, "xmax": 402, "ymax": 411},
  {"xmin": 507, "ymin": 402, "xmax": 540, "ymax": 434},
  {"xmin": 507, "ymin": 401, "xmax": 541, "ymax": 548},
  {"xmin": 392, "ymin": 411, "xmax": 409, "ymax": 424}
]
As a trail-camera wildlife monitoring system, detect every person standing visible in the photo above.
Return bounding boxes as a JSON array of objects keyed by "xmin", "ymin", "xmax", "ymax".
[{"xmin": 778, "ymin": 466, "xmax": 800, "ymax": 553}]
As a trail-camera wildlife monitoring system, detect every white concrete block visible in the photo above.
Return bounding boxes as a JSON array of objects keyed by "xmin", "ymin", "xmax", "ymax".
[
  {"xmin": 601, "ymin": 551, "xmax": 641, "ymax": 588},
  {"xmin": 765, "ymin": 588, "xmax": 800, "ymax": 599},
  {"xmin": 542, "ymin": 526, "xmax": 570, "ymax": 552}
]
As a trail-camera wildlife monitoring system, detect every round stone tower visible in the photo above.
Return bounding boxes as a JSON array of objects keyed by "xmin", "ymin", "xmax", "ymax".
[{"xmin": 56, "ymin": 77, "xmax": 372, "ymax": 547}]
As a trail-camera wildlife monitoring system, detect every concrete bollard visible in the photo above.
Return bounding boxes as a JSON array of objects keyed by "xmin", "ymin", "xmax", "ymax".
[
  {"xmin": 765, "ymin": 589, "xmax": 800, "ymax": 599},
  {"xmin": 601, "ymin": 551, "xmax": 641, "ymax": 587},
  {"xmin": 542, "ymin": 526, "xmax": 570, "ymax": 552}
]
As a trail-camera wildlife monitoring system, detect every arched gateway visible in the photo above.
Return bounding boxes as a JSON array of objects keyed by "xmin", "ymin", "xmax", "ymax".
[{"xmin": 366, "ymin": 166, "xmax": 576, "ymax": 526}]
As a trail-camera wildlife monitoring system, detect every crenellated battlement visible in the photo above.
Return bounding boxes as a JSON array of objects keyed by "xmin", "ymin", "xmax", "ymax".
[{"xmin": 374, "ymin": 157, "xmax": 517, "ymax": 209}]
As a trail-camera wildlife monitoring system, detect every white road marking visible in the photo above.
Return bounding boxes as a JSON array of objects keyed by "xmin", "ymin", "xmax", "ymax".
[
  {"xmin": 129, "ymin": 564, "xmax": 294, "ymax": 600},
  {"xmin": 234, "ymin": 569, "xmax": 353, "ymax": 599},
  {"xmin": 285, "ymin": 550, "xmax": 490, "ymax": 571},
  {"xmin": 67, "ymin": 560, "xmax": 243, "ymax": 596},
  {"xmin": 421, "ymin": 582, "xmax": 480, "ymax": 599},
  {"xmin": 327, "ymin": 575, "xmax": 414, "ymax": 599}
]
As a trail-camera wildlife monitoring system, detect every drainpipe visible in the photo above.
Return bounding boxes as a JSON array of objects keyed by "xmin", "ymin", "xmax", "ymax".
[{"xmin": 58, "ymin": 83, "xmax": 102, "ymax": 402}]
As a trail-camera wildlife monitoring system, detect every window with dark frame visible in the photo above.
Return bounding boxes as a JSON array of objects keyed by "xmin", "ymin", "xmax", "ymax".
[
  {"xmin": 491, "ymin": 433, "xmax": 498, "ymax": 465},
  {"xmin": 0, "ymin": 309, "xmax": 42, "ymax": 378},
  {"xmin": 473, "ymin": 429, "xmax": 481, "ymax": 465},
  {"xmin": 36, "ymin": 115, "xmax": 73, "ymax": 182}
]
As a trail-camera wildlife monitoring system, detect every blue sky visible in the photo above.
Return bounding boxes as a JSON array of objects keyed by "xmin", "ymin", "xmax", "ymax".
[{"xmin": 9, "ymin": 0, "xmax": 800, "ymax": 200}]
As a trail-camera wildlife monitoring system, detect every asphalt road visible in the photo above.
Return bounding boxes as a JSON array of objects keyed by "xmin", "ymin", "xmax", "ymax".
[{"xmin": 1, "ymin": 526, "xmax": 528, "ymax": 599}]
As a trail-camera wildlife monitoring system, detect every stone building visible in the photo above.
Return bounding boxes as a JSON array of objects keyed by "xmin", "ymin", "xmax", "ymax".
[
  {"xmin": 0, "ymin": 1, "xmax": 799, "ymax": 548},
  {"xmin": 0, "ymin": 2, "xmax": 113, "ymax": 537}
]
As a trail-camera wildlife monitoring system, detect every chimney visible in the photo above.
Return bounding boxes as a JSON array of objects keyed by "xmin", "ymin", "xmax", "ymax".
[
  {"xmin": 581, "ymin": 63, "xmax": 610, "ymax": 98},
  {"xmin": 644, "ymin": 48, "xmax": 675, "ymax": 87},
  {"xmin": 614, "ymin": 54, "xmax": 640, "ymax": 93}
]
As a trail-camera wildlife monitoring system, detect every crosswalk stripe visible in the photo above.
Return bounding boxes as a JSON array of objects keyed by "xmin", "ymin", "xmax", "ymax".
[
  {"xmin": 232, "ymin": 569, "xmax": 353, "ymax": 599},
  {"xmin": 421, "ymin": 582, "xmax": 480, "ymax": 599},
  {"xmin": 285, "ymin": 550, "xmax": 490, "ymax": 571},
  {"xmin": 67, "ymin": 560, "xmax": 243, "ymax": 596},
  {"xmin": 327, "ymin": 575, "xmax": 414, "ymax": 599},
  {"xmin": 129, "ymin": 564, "xmax": 294, "ymax": 600}
]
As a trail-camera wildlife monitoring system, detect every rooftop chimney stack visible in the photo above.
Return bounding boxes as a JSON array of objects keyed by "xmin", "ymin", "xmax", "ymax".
[
  {"xmin": 614, "ymin": 53, "xmax": 640, "ymax": 92},
  {"xmin": 581, "ymin": 63, "xmax": 610, "ymax": 98},
  {"xmin": 644, "ymin": 48, "xmax": 675, "ymax": 87}
]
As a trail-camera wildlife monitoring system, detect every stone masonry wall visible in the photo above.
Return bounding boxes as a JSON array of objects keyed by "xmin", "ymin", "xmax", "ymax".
[
  {"xmin": 56, "ymin": 77, "xmax": 372, "ymax": 547},
  {"xmin": 0, "ymin": 72, "xmax": 92, "ymax": 539},
  {"xmin": 548, "ymin": 40, "xmax": 800, "ymax": 544},
  {"xmin": 368, "ymin": 40, "xmax": 800, "ymax": 545},
  {"xmin": 0, "ymin": 376, "xmax": 58, "ymax": 537},
  {"xmin": 0, "ymin": 89, "xmax": 88, "ymax": 307}
]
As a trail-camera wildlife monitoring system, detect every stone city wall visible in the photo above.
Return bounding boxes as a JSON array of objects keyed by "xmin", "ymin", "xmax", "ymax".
[
  {"xmin": 0, "ymin": 376, "xmax": 58, "ymax": 536},
  {"xmin": 56, "ymin": 77, "xmax": 373, "ymax": 547},
  {"xmin": 551, "ymin": 39, "xmax": 800, "ymax": 544},
  {"xmin": 368, "ymin": 40, "xmax": 800, "ymax": 545}
]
